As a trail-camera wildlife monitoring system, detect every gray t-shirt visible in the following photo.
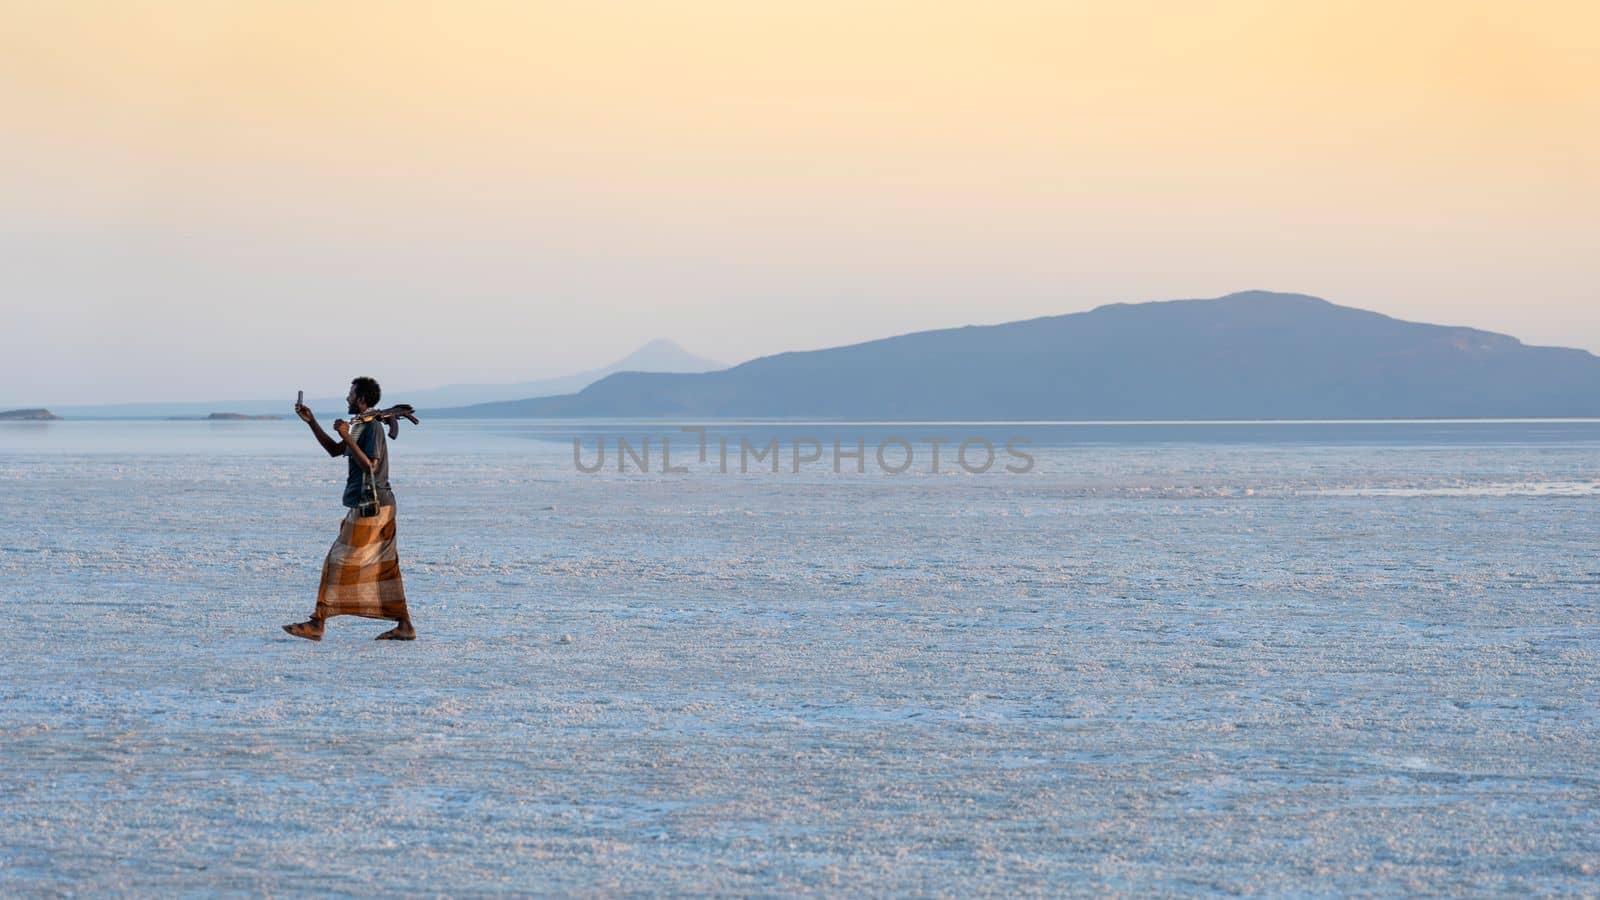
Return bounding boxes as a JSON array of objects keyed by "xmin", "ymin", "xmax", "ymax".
[{"xmin": 342, "ymin": 419, "xmax": 396, "ymax": 509}]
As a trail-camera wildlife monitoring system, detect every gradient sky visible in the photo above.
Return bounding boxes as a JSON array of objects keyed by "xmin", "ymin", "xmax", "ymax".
[{"xmin": 3, "ymin": 0, "xmax": 1596, "ymax": 405}]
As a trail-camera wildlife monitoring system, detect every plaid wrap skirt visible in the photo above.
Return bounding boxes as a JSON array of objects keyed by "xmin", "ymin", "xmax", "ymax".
[{"xmin": 314, "ymin": 505, "xmax": 410, "ymax": 621}]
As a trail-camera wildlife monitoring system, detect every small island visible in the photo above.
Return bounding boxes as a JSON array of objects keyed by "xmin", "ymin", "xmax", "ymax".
[
  {"xmin": 0, "ymin": 408, "xmax": 61, "ymax": 421},
  {"xmin": 167, "ymin": 409, "xmax": 286, "ymax": 419}
]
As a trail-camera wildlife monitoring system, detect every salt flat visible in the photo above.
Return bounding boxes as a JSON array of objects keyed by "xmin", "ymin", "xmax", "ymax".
[{"xmin": 1, "ymin": 421, "xmax": 1597, "ymax": 895}]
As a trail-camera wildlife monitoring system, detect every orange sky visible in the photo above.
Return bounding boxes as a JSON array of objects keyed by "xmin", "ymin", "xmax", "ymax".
[{"xmin": 2, "ymin": 1, "xmax": 1596, "ymax": 402}]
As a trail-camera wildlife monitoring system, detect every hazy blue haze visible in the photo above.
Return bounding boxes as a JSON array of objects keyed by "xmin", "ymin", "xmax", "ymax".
[{"xmin": 44, "ymin": 338, "xmax": 725, "ymax": 420}]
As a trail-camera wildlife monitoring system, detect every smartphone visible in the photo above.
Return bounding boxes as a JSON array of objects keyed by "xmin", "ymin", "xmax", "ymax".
[{"xmin": 296, "ymin": 390, "xmax": 304, "ymax": 407}]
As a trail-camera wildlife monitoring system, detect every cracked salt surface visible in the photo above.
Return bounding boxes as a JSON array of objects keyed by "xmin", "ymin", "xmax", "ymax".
[{"xmin": 1, "ymin": 420, "xmax": 1597, "ymax": 894}]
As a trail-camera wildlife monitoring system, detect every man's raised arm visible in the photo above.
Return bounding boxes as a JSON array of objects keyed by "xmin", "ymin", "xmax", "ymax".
[{"xmin": 295, "ymin": 402, "xmax": 345, "ymax": 457}]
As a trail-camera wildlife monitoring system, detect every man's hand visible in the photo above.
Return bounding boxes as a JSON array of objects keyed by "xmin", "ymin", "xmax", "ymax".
[
  {"xmin": 333, "ymin": 419, "xmax": 351, "ymax": 439},
  {"xmin": 294, "ymin": 402, "xmax": 315, "ymax": 424}
]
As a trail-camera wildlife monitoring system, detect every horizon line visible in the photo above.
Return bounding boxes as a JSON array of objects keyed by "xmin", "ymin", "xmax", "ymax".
[{"xmin": 14, "ymin": 416, "xmax": 1600, "ymax": 426}]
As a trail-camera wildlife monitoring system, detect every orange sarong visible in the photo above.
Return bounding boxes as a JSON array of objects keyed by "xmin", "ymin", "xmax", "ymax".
[{"xmin": 314, "ymin": 505, "xmax": 410, "ymax": 621}]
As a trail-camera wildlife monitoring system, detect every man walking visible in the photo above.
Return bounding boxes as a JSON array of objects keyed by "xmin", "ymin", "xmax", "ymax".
[{"xmin": 283, "ymin": 377, "xmax": 418, "ymax": 641}]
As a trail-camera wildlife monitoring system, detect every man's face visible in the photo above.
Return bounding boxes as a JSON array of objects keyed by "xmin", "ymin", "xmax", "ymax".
[{"xmin": 346, "ymin": 384, "xmax": 360, "ymax": 414}]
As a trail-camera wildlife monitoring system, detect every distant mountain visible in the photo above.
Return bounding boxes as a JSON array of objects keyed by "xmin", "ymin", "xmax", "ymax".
[
  {"xmin": 47, "ymin": 339, "xmax": 723, "ymax": 418},
  {"xmin": 440, "ymin": 292, "xmax": 1600, "ymax": 420},
  {"xmin": 404, "ymin": 339, "xmax": 724, "ymax": 410}
]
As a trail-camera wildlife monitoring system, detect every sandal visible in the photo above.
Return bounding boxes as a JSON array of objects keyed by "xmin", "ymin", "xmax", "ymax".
[{"xmin": 282, "ymin": 621, "xmax": 324, "ymax": 641}]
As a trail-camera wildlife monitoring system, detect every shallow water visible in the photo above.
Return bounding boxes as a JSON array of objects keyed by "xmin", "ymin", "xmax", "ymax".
[{"xmin": 1, "ymin": 420, "xmax": 1597, "ymax": 894}]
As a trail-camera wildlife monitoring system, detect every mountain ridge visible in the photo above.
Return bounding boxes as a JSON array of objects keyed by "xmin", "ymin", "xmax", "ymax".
[{"xmin": 430, "ymin": 291, "xmax": 1600, "ymax": 420}]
